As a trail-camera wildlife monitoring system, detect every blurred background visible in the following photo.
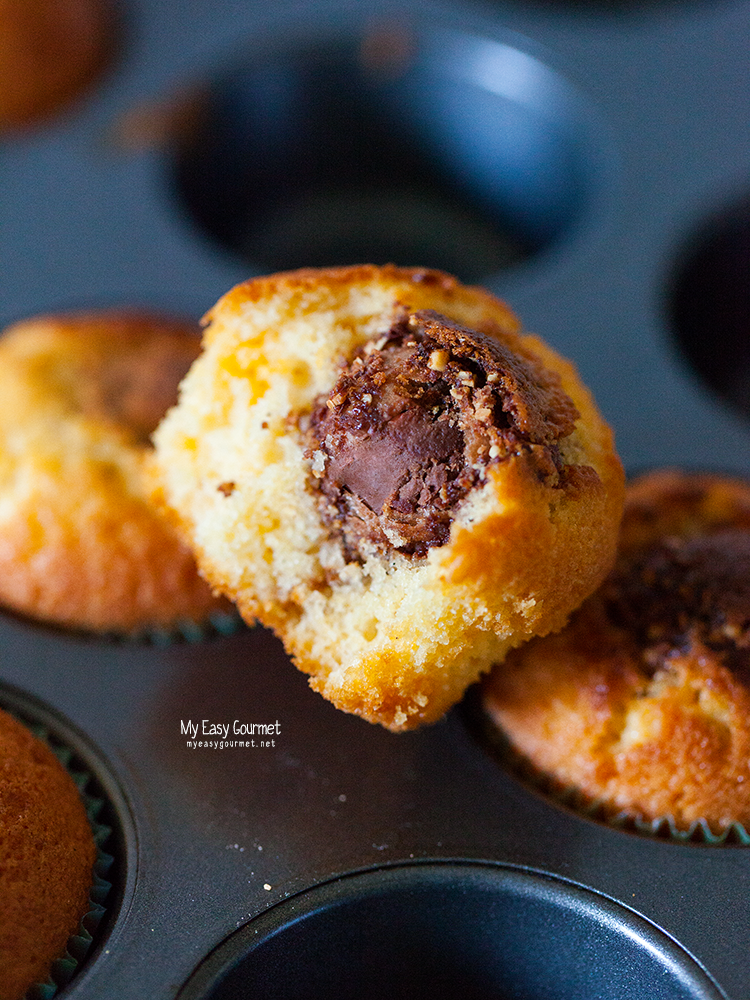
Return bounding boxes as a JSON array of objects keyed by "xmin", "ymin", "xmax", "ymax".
[{"xmin": 1, "ymin": 0, "xmax": 748, "ymax": 475}]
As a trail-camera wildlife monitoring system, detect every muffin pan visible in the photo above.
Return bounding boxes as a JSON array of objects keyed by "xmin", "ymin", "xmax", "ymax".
[{"xmin": 1, "ymin": 0, "xmax": 749, "ymax": 996}]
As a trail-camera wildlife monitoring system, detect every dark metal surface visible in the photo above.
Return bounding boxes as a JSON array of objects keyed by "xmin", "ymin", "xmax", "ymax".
[{"xmin": 1, "ymin": 0, "xmax": 748, "ymax": 996}]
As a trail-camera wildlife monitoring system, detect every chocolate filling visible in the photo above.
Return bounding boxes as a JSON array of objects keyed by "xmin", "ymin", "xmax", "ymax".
[
  {"xmin": 604, "ymin": 529, "xmax": 750, "ymax": 682},
  {"xmin": 304, "ymin": 309, "xmax": 580, "ymax": 559}
]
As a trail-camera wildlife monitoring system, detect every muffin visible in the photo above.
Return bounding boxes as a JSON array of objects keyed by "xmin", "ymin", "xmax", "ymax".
[
  {"xmin": 0, "ymin": 310, "xmax": 228, "ymax": 634},
  {"xmin": 0, "ymin": 706, "xmax": 96, "ymax": 1000},
  {"xmin": 0, "ymin": 0, "xmax": 111, "ymax": 132},
  {"xmin": 482, "ymin": 468, "xmax": 750, "ymax": 835},
  {"xmin": 153, "ymin": 264, "xmax": 624, "ymax": 730}
]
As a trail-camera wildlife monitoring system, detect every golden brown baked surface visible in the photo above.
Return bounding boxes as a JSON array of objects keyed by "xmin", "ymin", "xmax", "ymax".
[
  {"xmin": 0, "ymin": 707, "xmax": 95, "ymax": 1000},
  {"xmin": 0, "ymin": 311, "xmax": 226, "ymax": 632},
  {"xmin": 0, "ymin": 0, "xmax": 111, "ymax": 131},
  {"xmin": 153, "ymin": 264, "xmax": 624, "ymax": 730},
  {"xmin": 482, "ymin": 468, "xmax": 750, "ymax": 833}
]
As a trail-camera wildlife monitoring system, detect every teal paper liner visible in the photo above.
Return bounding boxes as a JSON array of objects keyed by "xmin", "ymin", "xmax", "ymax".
[
  {"xmin": 541, "ymin": 775, "xmax": 750, "ymax": 847},
  {"xmin": 0, "ymin": 591, "xmax": 246, "ymax": 646},
  {"xmin": 4, "ymin": 717, "xmax": 116, "ymax": 1000},
  {"xmin": 123, "ymin": 605, "xmax": 245, "ymax": 646},
  {"xmin": 474, "ymin": 704, "xmax": 750, "ymax": 847},
  {"xmin": 1, "ymin": 603, "xmax": 248, "ymax": 647},
  {"xmin": 93, "ymin": 604, "xmax": 245, "ymax": 647}
]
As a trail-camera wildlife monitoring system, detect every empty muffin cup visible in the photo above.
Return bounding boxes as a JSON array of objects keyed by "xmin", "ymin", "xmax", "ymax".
[
  {"xmin": 179, "ymin": 862, "xmax": 724, "ymax": 1000},
  {"xmin": 172, "ymin": 20, "xmax": 605, "ymax": 283}
]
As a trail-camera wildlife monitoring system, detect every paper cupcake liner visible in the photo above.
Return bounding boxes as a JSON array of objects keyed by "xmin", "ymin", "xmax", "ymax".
[
  {"xmin": 2, "ymin": 603, "xmax": 246, "ymax": 648},
  {"xmin": 470, "ymin": 699, "xmax": 750, "ymax": 847},
  {"xmin": 107, "ymin": 605, "xmax": 246, "ymax": 647},
  {"xmin": 538, "ymin": 772, "xmax": 750, "ymax": 847},
  {"xmin": 1, "ymin": 713, "xmax": 116, "ymax": 1000}
]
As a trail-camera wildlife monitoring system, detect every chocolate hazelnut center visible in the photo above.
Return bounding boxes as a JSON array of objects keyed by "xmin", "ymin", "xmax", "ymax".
[{"xmin": 304, "ymin": 310, "xmax": 579, "ymax": 559}]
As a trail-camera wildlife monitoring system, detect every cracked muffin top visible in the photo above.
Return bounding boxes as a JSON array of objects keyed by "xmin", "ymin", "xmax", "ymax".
[{"xmin": 482, "ymin": 467, "xmax": 750, "ymax": 834}]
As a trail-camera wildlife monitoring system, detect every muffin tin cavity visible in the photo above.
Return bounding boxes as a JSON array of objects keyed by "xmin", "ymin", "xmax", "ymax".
[
  {"xmin": 179, "ymin": 862, "xmax": 723, "ymax": 1000},
  {"xmin": 172, "ymin": 24, "xmax": 598, "ymax": 283},
  {"xmin": 669, "ymin": 197, "xmax": 750, "ymax": 423}
]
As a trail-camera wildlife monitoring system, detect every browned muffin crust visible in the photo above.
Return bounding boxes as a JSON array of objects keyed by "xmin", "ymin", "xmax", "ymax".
[
  {"xmin": 0, "ymin": 707, "xmax": 96, "ymax": 1000},
  {"xmin": 482, "ymin": 468, "xmax": 750, "ymax": 833},
  {"xmin": 0, "ymin": 311, "xmax": 228, "ymax": 633}
]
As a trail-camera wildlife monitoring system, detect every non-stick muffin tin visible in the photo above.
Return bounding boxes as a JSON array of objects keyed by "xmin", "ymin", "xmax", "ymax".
[{"xmin": 1, "ymin": 0, "xmax": 749, "ymax": 996}]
